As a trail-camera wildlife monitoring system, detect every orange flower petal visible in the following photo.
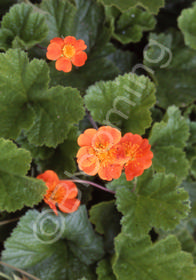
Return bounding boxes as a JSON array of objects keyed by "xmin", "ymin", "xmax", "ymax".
[
  {"xmin": 77, "ymin": 150, "xmax": 100, "ymax": 176},
  {"xmin": 76, "ymin": 146, "xmax": 92, "ymax": 159},
  {"xmin": 120, "ymin": 133, "xmax": 142, "ymax": 146},
  {"xmin": 44, "ymin": 198, "xmax": 58, "ymax": 215},
  {"xmin": 64, "ymin": 36, "xmax": 77, "ymax": 45},
  {"xmin": 50, "ymin": 37, "xmax": 64, "ymax": 47},
  {"xmin": 37, "ymin": 170, "xmax": 59, "ymax": 189},
  {"xmin": 58, "ymin": 198, "xmax": 80, "ymax": 213},
  {"xmin": 58, "ymin": 180, "xmax": 78, "ymax": 199},
  {"xmin": 124, "ymin": 162, "xmax": 144, "ymax": 181},
  {"xmin": 74, "ymin": 39, "xmax": 87, "ymax": 51},
  {"xmin": 92, "ymin": 126, "xmax": 121, "ymax": 153},
  {"xmin": 98, "ymin": 163, "xmax": 123, "ymax": 181},
  {"xmin": 120, "ymin": 134, "xmax": 153, "ymax": 181},
  {"xmin": 46, "ymin": 43, "xmax": 62, "ymax": 60},
  {"xmin": 99, "ymin": 126, "xmax": 122, "ymax": 146},
  {"xmin": 72, "ymin": 51, "xmax": 87, "ymax": 67},
  {"xmin": 77, "ymin": 128, "xmax": 97, "ymax": 147},
  {"xmin": 55, "ymin": 57, "xmax": 72, "ymax": 72}
]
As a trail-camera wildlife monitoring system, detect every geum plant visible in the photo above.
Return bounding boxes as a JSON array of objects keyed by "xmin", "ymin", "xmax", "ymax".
[{"xmin": 0, "ymin": 0, "xmax": 196, "ymax": 279}]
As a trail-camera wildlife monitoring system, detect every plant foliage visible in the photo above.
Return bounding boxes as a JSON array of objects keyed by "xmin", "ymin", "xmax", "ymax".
[{"xmin": 0, "ymin": 0, "xmax": 196, "ymax": 279}]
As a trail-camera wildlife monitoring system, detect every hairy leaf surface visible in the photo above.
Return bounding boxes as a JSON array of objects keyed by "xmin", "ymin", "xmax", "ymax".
[
  {"xmin": 0, "ymin": 138, "xmax": 46, "ymax": 212},
  {"xmin": 98, "ymin": 0, "xmax": 164, "ymax": 14},
  {"xmin": 2, "ymin": 206, "xmax": 104, "ymax": 279},
  {"xmin": 0, "ymin": 3, "xmax": 48, "ymax": 50},
  {"xmin": 114, "ymin": 171, "xmax": 190, "ymax": 236},
  {"xmin": 97, "ymin": 258, "xmax": 116, "ymax": 280},
  {"xmin": 85, "ymin": 73, "xmax": 156, "ymax": 135},
  {"xmin": 144, "ymin": 32, "xmax": 196, "ymax": 108},
  {"xmin": 113, "ymin": 233, "xmax": 196, "ymax": 280},
  {"xmin": 89, "ymin": 201, "xmax": 121, "ymax": 253},
  {"xmin": 112, "ymin": 7, "xmax": 156, "ymax": 44},
  {"xmin": 0, "ymin": 49, "xmax": 84, "ymax": 147},
  {"xmin": 150, "ymin": 106, "xmax": 189, "ymax": 183},
  {"xmin": 178, "ymin": 3, "xmax": 196, "ymax": 50}
]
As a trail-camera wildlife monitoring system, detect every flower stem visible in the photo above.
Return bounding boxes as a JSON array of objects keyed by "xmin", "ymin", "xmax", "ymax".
[
  {"xmin": 0, "ymin": 262, "xmax": 40, "ymax": 280},
  {"xmin": 67, "ymin": 179, "xmax": 115, "ymax": 194},
  {"xmin": 85, "ymin": 108, "xmax": 98, "ymax": 130},
  {"xmin": 36, "ymin": 44, "xmax": 47, "ymax": 50},
  {"xmin": 0, "ymin": 217, "xmax": 19, "ymax": 226},
  {"xmin": 131, "ymin": 177, "xmax": 137, "ymax": 192},
  {"xmin": 0, "ymin": 272, "xmax": 11, "ymax": 280}
]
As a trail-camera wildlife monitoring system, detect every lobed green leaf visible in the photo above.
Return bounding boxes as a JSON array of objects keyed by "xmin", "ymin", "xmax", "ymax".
[
  {"xmin": 114, "ymin": 171, "xmax": 190, "ymax": 237},
  {"xmin": 150, "ymin": 106, "xmax": 190, "ymax": 183},
  {"xmin": 89, "ymin": 201, "xmax": 121, "ymax": 253},
  {"xmin": 0, "ymin": 49, "xmax": 84, "ymax": 147},
  {"xmin": 178, "ymin": 3, "xmax": 196, "ymax": 50},
  {"xmin": 150, "ymin": 106, "xmax": 189, "ymax": 148},
  {"xmin": 40, "ymin": 0, "xmax": 76, "ymax": 41},
  {"xmin": 97, "ymin": 0, "xmax": 165, "ymax": 14},
  {"xmin": 2, "ymin": 206, "xmax": 104, "ymax": 279},
  {"xmin": 97, "ymin": 258, "xmax": 116, "ymax": 280},
  {"xmin": 112, "ymin": 7, "xmax": 156, "ymax": 44},
  {"xmin": 85, "ymin": 73, "xmax": 156, "ymax": 135},
  {"xmin": 144, "ymin": 32, "xmax": 196, "ymax": 108},
  {"xmin": 0, "ymin": 3, "xmax": 48, "ymax": 50},
  {"xmin": 113, "ymin": 233, "xmax": 196, "ymax": 280},
  {"xmin": 0, "ymin": 138, "xmax": 46, "ymax": 212}
]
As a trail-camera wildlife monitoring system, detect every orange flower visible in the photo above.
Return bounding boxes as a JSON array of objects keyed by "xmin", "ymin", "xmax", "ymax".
[
  {"xmin": 76, "ymin": 126, "xmax": 126, "ymax": 181},
  {"xmin": 46, "ymin": 36, "xmax": 87, "ymax": 72},
  {"xmin": 120, "ymin": 133, "xmax": 153, "ymax": 181},
  {"xmin": 37, "ymin": 170, "xmax": 80, "ymax": 215}
]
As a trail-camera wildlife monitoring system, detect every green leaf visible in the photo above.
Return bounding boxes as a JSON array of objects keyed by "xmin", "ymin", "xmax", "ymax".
[
  {"xmin": 0, "ymin": 50, "xmax": 36, "ymax": 139},
  {"xmin": 181, "ymin": 180, "xmax": 196, "ymax": 206},
  {"xmin": 0, "ymin": 29, "xmax": 14, "ymax": 51},
  {"xmin": 72, "ymin": 0, "xmax": 106, "ymax": 50},
  {"xmin": 40, "ymin": 0, "xmax": 76, "ymax": 41},
  {"xmin": 149, "ymin": 106, "xmax": 190, "ymax": 183},
  {"xmin": 178, "ymin": 3, "xmax": 196, "ymax": 50},
  {"xmin": 176, "ymin": 228, "xmax": 196, "ymax": 260},
  {"xmin": 97, "ymin": 0, "xmax": 165, "ymax": 14},
  {"xmin": 41, "ymin": 0, "xmax": 107, "ymax": 51},
  {"xmin": 191, "ymin": 158, "xmax": 196, "ymax": 179},
  {"xmin": 0, "ymin": 138, "xmax": 46, "ymax": 212},
  {"xmin": 189, "ymin": 121, "xmax": 196, "ymax": 145},
  {"xmin": 89, "ymin": 201, "xmax": 121, "ymax": 253},
  {"xmin": 150, "ymin": 106, "xmax": 190, "ymax": 148},
  {"xmin": 49, "ymin": 55, "xmax": 119, "ymax": 92},
  {"xmin": 0, "ymin": 49, "xmax": 84, "ymax": 147},
  {"xmin": 113, "ymin": 233, "xmax": 196, "ymax": 280},
  {"xmin": 112, "ymin": 7, "xmax": 156, "ymax": 44},
  {"xmin": 35, "ymin": 127, "xmax": 79, "ymax": 177},
  {"xmin": 151, "ymin": 146, "xmax": 189, "ymax": 183},
  {"xmin": 106, "ymin": 173, "xmax": 131, "ymax": 192},
  {"xmin": 107, "ymin": 49, "xmax": 135, "ymax": 75},
  {"xmin": 2, "ymin": 206, "xmax": 104, "ymax": 279},
  {"xmin": 0, "ymin": 3, "xmax": 48, "ymax": 50},
  {"xmin": 97, "ymin": 258, "xmax": 116, "ymax": 280},
  {"xmin": 61, "ymin": 205, "xmax": 105, "ymax": 265},
  {"xmin": 144, "ymin": 32, "xmax": 196, "ymax": 108},
  {"xmin": 85, "ymin": 73, "xmax": 156, "ymax": 135},
  {"xmin": 16, "ymin": 133, "xmax": 54, "ymax": 162},
  {"xmin": 25, "ymin": 85, "xmax": 84, "ymax": 147},
  {"xmin": 115, "ymin": 171, "xmax": 190, "ymax": 236}
]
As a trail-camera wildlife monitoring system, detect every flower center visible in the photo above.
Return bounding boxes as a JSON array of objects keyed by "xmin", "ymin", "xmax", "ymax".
[
  {"xmin": 63, "ymin": 44, "xmax": 75, "ymax": 59},
  {"xmin": 124, "ymin": 143, "xmax": 139, "ymax": 162},
  {"xmin": 92, "ymin": 131, "xmax": 114, "ymax": 153}
]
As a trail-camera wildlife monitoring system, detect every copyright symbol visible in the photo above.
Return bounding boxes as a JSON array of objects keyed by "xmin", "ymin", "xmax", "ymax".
[{"xmin": 33, "ymin": 209, "xmax": 65, "ymax": 244}]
